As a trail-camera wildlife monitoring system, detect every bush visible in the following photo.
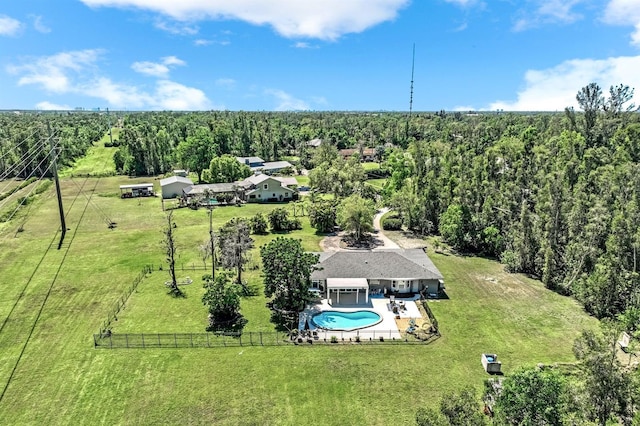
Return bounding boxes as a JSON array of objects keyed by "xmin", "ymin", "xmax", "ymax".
[
  {"xmin": 250, "ymin": 213, "xmax": 268, "ymax": 234},
  {"xmin": 287, "ymin": 217, "xmax": 302, "ymax": 231},
  {"xmin": 383, "ymin": 217, "xmax": 403, "ymax": 231}
]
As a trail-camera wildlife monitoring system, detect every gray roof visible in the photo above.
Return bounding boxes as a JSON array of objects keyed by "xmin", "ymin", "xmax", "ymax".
[
  {"xmin": 160, "ymin": 176, "xmax": 193, "ymax": 186},
  {"xmin": 235, "ymin": 174, "xmax": 297, "ymax": 190},
  {"xmin": 183, "ymin": 183, "xmax": 236, "ymax": 196},
  {"xmin": 311, "ymin": 249, "xmax": 443, "ymax": 281},
  {"xmin": 237, "ymin": 156, "xmax": 264, "ymax": 165},
  {"xmin": 251, "ymin": 161, "xmax": 293, "ymax": 171}
]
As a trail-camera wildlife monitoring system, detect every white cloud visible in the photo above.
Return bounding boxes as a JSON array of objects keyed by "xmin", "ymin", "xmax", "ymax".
[
  {"xmin": 131, "ymin": 56, "xmax": 185, "ymax": 77},
  {"xmin": 154, "ymin": 20, "xmax": 198, "ymax": 35},
  {"xmin": 443, "ymin": 0, "xmax": 480, "ymax": 7},
  {"xmin": 293, "ymin": 42, "xmax": 318, "ymax": 49},
  {"xmin": 162, "ymin": 56, "xmax": 185, "ymax": 66},
  {"xmin": 604, "ymin": 0, "xmax": 640, "ymax": 46},
  {"xmin": 265, "ymin": 89, "xmax": 310, "ymax": 111},
  {"xmin": 194, "ymin": 39, "xmax": 212, "ymax": 46},
  {"xmin": 513, "ymin": 0, "xmax": 584, "ymax": 31},
  {"xmin": 36, "ymin": 101, "xmax": 71, "ymax": 110},
  {"xmin": 80, "ymin": 0, "xmax": 410, "ymax": 40},
  {"xmin": 7, "ymin": 50, "xmax": 102, "ymax": 93},
  {"xmin": 215, "ymin": 78, "xmax": 236, "ymax": 89},
  {"xmin": 8, "ymin": 49, "xmax": 212, "ymax": 110},
  {"xmin": 131, "ymin": 61, "xmax": 170, "ymax": 77},
  {"xmin": 0, "ymin": 15, "xmax": 23, "ymax": 36},
  {"xmin": 31, "ymin": 15, "xmax": 51, "ymax": 33},
  {"xmin": 487, "ymin": 55, "xmax": 640, "ymax": 111},
  {"xmin": 154, "ymin": 80, "xmax": 211, "ymax": 110}
]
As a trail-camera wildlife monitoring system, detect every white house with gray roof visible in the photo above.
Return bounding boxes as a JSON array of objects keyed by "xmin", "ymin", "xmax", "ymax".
[
  {"xmin": 236, "ymin": 174, "xmax": 297, "ymax": 202},
  {"xmin": 310, "ymin": 249, "xmax": 444, "ymax": 304}
]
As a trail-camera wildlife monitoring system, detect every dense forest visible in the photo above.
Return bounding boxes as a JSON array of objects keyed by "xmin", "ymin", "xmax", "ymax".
[
  {"xmin": 0, "ymin": 112, "xmax": 106, "ymax": 178},
  {"xmin": 2, "ymin": 83, "xmax": 640, "ymax": 325}
]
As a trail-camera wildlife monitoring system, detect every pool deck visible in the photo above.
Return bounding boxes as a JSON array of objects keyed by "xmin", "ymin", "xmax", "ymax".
[{"xmin": 299, "ymin": 296, "xmax": 423, "ymax": 341}]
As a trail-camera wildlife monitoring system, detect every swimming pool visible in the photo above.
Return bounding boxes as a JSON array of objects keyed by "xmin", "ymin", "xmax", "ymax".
[{"xmin": 311, "ymin": 310, "xmax": 382, "ymax": 331}]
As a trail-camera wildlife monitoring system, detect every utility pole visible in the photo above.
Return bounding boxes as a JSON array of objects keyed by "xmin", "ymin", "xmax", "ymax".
[
  {"xmin": 48, "ymin": 122, "xmax": 66, "ymax": 249},
  {"xmin": 107, "ymin": 107, "xmax": 113, "ymax": 146},
  {"xmin": 208, "ymin": 207, "xmax": 215, "ymax": 279}
]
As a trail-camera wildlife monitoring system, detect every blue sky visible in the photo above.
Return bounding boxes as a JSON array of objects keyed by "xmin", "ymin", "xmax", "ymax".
[{"xmin": 1, "ymin": 0, "xmax": 639, "ymax": 111}]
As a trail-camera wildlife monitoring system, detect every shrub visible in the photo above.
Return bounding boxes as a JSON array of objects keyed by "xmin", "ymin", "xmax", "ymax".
[
  {"xmin": 383, "ymin": 217, "xmax": 403, "ymax": 231},
  {"xmin": 287, "ymin": 217, "xmax": 302, "ymax": 231}
]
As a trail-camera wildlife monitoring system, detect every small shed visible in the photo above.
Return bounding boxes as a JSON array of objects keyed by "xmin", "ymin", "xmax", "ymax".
[
  {"xmin": 160, "ymin": 176, "xmax": 193, "ymax": 199},
  {"xmin": 120, "ymin": 183, "xmax": 154, "ymax": 198}
]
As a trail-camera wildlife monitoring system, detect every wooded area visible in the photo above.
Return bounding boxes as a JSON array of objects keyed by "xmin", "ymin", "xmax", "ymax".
[{"xmin": 2, "ymin": 83, "xmax": 639, "ymax": 324}]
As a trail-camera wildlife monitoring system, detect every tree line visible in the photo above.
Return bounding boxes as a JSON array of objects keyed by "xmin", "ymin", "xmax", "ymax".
[{"xmin": 0, "ymin": 112, "xmax": 106, "ymax": 178}]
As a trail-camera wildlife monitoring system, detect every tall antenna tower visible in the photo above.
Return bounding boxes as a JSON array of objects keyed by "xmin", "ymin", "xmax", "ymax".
[
  {"xmin": 409, "ymin": 43, "xmax": 416, "ymax": 116},
  {"xmin": 406, "ymin": 43, "xmax": 416, "ymax": 142}
]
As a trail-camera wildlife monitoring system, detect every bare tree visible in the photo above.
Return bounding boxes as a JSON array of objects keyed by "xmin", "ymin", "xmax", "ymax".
[{"xmin": 162, "ymin": 211, "xmax": 182, "ymax": 297}]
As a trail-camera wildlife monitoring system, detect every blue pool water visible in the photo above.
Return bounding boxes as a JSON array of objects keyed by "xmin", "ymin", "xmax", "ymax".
[{"xmin": 311, "ymin": 310, "xmax": 382, "ymax": 331}]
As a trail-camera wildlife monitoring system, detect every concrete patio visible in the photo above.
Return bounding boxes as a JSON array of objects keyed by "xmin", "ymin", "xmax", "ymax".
[{"xmin": 298, "ymin": 296, "xmax": 424, "ymax": 341}]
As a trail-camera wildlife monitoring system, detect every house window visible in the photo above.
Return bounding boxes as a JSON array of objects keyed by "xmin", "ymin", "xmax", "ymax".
[
  {"xmin": 272, "ymin": 193, "xmax": 275, "ymax": 197},
  {"xmin": 257, "ymin": 194, "xmax": 261, "ymax": 198},
  {"xmin": 263, "ymin": 184, "xmax": 268, "ymax": 190},
  {"xmin": 285, "ymin": 192, "xmax": 289, "ymax": 197},
  {"xmin": 249, "ymin": 195, "xmax": 255, "ymax": 199}
]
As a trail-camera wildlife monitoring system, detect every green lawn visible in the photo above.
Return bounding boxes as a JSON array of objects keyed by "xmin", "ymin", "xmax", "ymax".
[
  {"xmin": 59, "ymin": 129, "xmax": 118, "ymax": 177},
  {"xmin": 366, "ymin": 178, "xmax": 387, "ymax": 190},
  {"xmin": 295, "ymin": 175, "xmax": 310, "ymax": 187},
  {"xmin": 361, "ymin": 162, "xmax": 381, "ymax": 172},
  {"xmin": 0, "ymin": 139, "xmax": 599, "ymax": 425}
]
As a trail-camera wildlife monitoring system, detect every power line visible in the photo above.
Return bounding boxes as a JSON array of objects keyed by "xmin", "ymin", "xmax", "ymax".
[
  {"xmin": 0, "ymin": 137, "xmax": 50, "ymax": 184},
  {"xmin": 0, "ymin": 127, "xmax": 42, "ymax": 164},
  {"xmin": 0, "ymin": 148, "xmax": 60, "ymax": 224}
]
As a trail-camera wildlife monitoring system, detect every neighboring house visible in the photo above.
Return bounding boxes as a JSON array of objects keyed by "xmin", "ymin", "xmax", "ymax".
[
  {"xmin": 339, "ymin": 148, "xmax": 376, "ymax": 162},
  {"xmin": 160, "ymin": 176, "xmax": 193, "ymax": 199},
  {"xmin": 306, "ymin": 138, "xmax": 323, "ymax": 148},
  {"xmin": 236, "ymin": 174, "xmax": 297, "ymax": 203},
  {"xmin": 310, "ymin": 249, "xmax": 444, "ymax": 305},
  {"xmin": 182, "ymin": 182, "xmax": 238, "ymax": 205},
  {"xmin": 236, "ymin": 156, "xmax": 293, "ymax": 175},
  {"xmin": 237, "ymin": 156, "xmax": 265, "ymax": 168},
  {"xmin": 173, "ymin": 169, "xmax": 188, "ymax": 177}
]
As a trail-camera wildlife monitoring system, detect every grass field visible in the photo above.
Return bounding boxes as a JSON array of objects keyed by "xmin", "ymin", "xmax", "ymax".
[
  {"xmin": 0, "ymin": 139, "xmax": 599, "ymax": 425},
  {"xmin": 361, "ymin": 162, "xmax": 381, "ymax": 172},
  {"xmin": 59, "ymin": 130, "xmax": 117, "ymax": 177}
]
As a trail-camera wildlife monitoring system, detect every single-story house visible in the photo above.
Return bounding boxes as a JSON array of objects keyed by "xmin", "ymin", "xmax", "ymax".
[
  {"xmin": 182, "ymin": 182, "xmax": 238, "ymax": 205},
  {"xmin": 310, "ymin": 249, "xmax": 444, "ymax": 305},
  {"xmin": 339, "ymin": 148, "xmax": 376, "ymax": 162},
  {"xmin": 236, "ymin": 157, "xmax": 294, "ymax": 175},
  {"xmin": 236, "ymin": 174, "xmax": 297, "ymax": 203},
  {"xmin": 237, "ymin": 156, "xmax": 265, "ymax": 168},
  {"xmin": 160, "ymin": 176, "xmax": 193, "ymax": 199}
]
